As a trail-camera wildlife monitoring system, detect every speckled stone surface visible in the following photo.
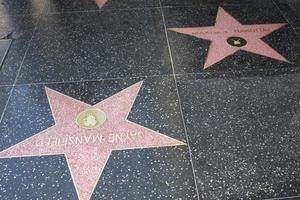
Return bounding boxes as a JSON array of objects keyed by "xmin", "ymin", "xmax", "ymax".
[
  {"xmin": 273, "ymin": 0, "xmax": 300, "ymax": 39},
  {"xmin": 16, "ymin": 9, "xmax": 172, "ymax": 84},
  {"xmin": 0, "ymin": 155, "xmax": 78, "ymax": 199},
  {"xmin": 163, "ymin": 4, "xmax": 300, "ymax": 76},
  {"xmin": 93, "ymin": 147, "xmax": 195, "ymax": 200},
  {"xmin": 44, "ymin": 0, "xmax": 99, "ymax": 13},
  {"xmin": 177, "ymin": 73, "xmax": 300, "ymax": 200},
  {"xmin": 0, "ymin": 76, "xmax": 197, "ymax": 200}
]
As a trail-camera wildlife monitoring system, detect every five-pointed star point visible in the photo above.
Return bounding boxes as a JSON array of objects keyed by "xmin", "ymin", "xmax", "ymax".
[
  {"xmin": 168, "ymin": 7, "xmax": 290, "ymax": 68},
  {"xmin": 95, "ymin": 0, "xmax": 108, "ymax": 8},
  {"xmin": 0, "ymin": 81, "xmax": 185, "ymax": 200}
]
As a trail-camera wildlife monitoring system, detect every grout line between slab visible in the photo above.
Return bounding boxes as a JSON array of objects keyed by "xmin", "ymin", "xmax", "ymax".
[
  {"xmin": 158, "ymin": 1, "xmax": 201, "ymax": 200},
  {"xmin": 264, "ymin": 195, "xmax": 300, "ymax": 200},
  {"xmin": 39, "ymin": 5, "xmax": 213, "ymax": 16},
  {"xmin": 3, "ymin": 65, "xmax": 300, "ymax": 88},
  {"xmin": 45, "ymin": 6, "xmax": 162, "ymax": 15},
  {"xmin": 39, "ymin": 3, "xmax": 271, "ymax": 16},
  {"xmin": 13, "ymin": 74, "xmax": 173, "ymax": 86}
]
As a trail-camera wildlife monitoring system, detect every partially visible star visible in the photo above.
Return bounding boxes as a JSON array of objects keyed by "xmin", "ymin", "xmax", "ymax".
[
  {"xmin": 0, "ymin": 81, "xmax": 185, "ymax": 200},
  {"xmin": 169, "ymin": 7, "xmax": 289, "ymax": 69},
  {"xmin": 95, "ymin": 0, "xmax": 108, "ymax": 8}
]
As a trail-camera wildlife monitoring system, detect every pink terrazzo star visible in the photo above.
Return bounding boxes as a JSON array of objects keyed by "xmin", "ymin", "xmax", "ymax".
[
  {"xmin": 95, "ymin": 0, "xmax": 108, "ymax": 8},
  {"xmin": 169, "ymin": 7, "xmax": 289, "ymax": 69},
  {"xmin": 0, "ymin": 81, "xmax": 185, "ymax": 200}
]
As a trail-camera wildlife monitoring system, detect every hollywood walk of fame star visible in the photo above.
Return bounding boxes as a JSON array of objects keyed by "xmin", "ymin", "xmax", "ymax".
[
  {"xmin": 0, "ymin": 81, "xmax": 185, "ymax": 200},
  {"xmin": 168, "ymin": 7, "xmax": 290, "ymax": 69},
  {"xmin": 95, "ymin": 0, "xmax": 108, "ymax": 8}
]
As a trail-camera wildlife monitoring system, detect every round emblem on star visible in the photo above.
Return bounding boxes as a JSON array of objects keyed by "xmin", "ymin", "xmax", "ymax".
[
  {"xmin": 227, "ymin": 36, "xmax": 247, "ymax": 47},
  {"xmin": 76, "ymin": 108, "xmax": 107, "ymax": 129}
]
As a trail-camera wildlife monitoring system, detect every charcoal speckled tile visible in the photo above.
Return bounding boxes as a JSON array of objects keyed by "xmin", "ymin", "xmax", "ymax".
[
  {"xmin": 93, "ymin": 147, "xmax": 195, "ymax": 200},
  {"xmin": 274, "ymin": 0, "xmax": 300, "ymax": 38},
  {"xmin": 16, "ymin": 9, "xmax": 172, "ymax": 84},
  {"xmin": 177, "ymin": 73, "xmax": 300, "ymax": 200},
  {"xmin": 0, "ymin": 14, "xmax": 38, "ymax": 85},
  {"xmin": 45, "ymin": 0, "xmax": 160, "ymax": 13},
  {"xmin": 44, "ymin": 0, "xmax": 99, "ymax": 13},
  {"xmin": 0, "ymin": 76, "xmax": 197, "ymax": 199},
  {"xmin": 0, "ymin": 155, "xmax": 78, "ymax": 200},
  {"xmin": 163, "ymin": 5, "xmax": 300, "ymax": 76},
  {"xmin": 0, "ymin": 0, "xmax": 46, "ymax": 17}
]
